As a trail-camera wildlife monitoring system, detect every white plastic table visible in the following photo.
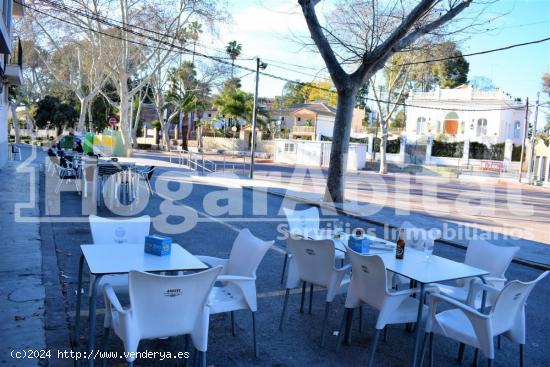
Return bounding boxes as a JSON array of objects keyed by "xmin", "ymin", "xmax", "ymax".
[
  {"xmin": 73, "ymin": 244, "xmax": 207, "ymax": 367},
  {"xmin": 341, "ymin": 247, "xmax": 489, "ymax": 367}
]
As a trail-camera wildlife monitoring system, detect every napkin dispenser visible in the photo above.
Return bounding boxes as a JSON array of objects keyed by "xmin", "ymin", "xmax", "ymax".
[
  {"xmin": 348, "ymin": 235, "xmax": 371, "ymax": 253},
  {"xmin": 145, "ymin": 235, "xmax": 172, "ymax": 256}
]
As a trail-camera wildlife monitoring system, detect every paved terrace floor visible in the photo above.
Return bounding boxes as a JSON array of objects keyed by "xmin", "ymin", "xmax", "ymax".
[{"xmin": 8, "ymin": 146, "xmax": 550, "ymax": 366}]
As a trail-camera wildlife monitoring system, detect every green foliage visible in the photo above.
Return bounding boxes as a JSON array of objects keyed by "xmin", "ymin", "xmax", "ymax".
[
  {"xmin": 386, "ymin": 137, "xmax": 401, "ymax": 154},
  {"xmin": 432, "ymin": 141, "xmax": 464, "ymax": 158},
  {"xmin": 33, "ymin": 95, "xmax": 78, "ymax": 132},
  {"xmin": 274, "ymin": 81, "xmax": 306, "ymax": 109},
  {"xmin": 511, "ymin": 144, "xmax": 523, "ymax": 162},
  {"xmin": 151, "ymin": 119, "xmax": 161, "ymax": 129},
  {"xmin": 469, "ymin": 142, "xmax": 504, "ymax": 160},
  {"xmin": 390, "ymin": 111, "xmax": 405, "ymax": 129},
  {"xmin": 432, "ymin": 48, "xmax": 469, "ymax": 88},
  {"xmin": 212, "ymin": 80, "xmax": 254, "ymax": 123}
]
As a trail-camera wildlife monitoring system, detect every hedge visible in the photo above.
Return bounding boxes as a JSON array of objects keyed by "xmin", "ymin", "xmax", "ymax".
[
  {"xmin": 469, "ymin": 142, "xmax": 504, "ymax": 160},
  {"xmin": 432, "ymin": 141, "xmax": 464, "ymax": 158},
  {"xmin": 511, "ymin": 145, "xmax": 523, "ymax": 162}
]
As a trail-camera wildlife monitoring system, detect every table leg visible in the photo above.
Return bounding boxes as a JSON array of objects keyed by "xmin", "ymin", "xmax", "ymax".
[
  {"xmin": 411, "ymin": 283, "xmax": 425, "ymax": 367},
  {"xmin": 479, "ymin": 276, "xmax": 487, "ymax": 311},
  {"xmin": 88, "ymin": 275, "xmax": 103, "ymax": 367},
  {"xmin": 74, "ymin": 255, "xmax": 84, "ymax": 348},
  {"xmin": 344, "ymin": 308, "xmax": 354, "ymax": 345}
]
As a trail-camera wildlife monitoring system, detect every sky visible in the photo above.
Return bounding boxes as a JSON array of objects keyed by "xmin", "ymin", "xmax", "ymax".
[{"xmin": 196, "ymin": 0, "xmax": 550, "ymax": 120}]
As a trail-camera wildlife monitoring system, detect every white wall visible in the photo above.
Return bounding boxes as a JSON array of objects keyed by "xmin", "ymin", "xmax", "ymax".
[
  {"xmin": 315, "ymin": 115, "xmax": 334, "ymax": 140},
  {"xmin": 274, "ymin": 139, "xmax": 366, "ymax": 171},
  {"xmin": 0, "ymin": 88, "xmax": 8, "ymax": 168}
]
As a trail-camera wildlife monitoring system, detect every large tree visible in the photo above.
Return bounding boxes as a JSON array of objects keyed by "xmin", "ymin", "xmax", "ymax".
[
  {"xmin": 299, "ymin": 0, "xmax": 476, "ymax": 202},
  {"xmin": 225, "ymin": 40, "xmax": 242, "ymax": 78}
]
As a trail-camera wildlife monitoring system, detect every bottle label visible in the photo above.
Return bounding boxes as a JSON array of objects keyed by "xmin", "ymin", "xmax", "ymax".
[{"xmin": 396, "ymin": 246, "xmax": 404, "ymax": 258}]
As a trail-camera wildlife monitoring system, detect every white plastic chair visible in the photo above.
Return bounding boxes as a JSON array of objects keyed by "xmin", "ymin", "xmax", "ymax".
[
  {"xmin": 280, "ymin": 207, "xmax": 345, "ymax": 284},
  {"xmin": 197, "ymin": 228, "xmax": 274, "ymax": 357},
  {"xmin": 434, "ymin": 239, "xmax": 519, "ymax": 308},
  {"xmin": 88, "ymin": 215, "xmax": 151, "ymax": 294},
  {"xmin": 420, "ymin": 271, "xmax": 549, "ymax": 367},
  {"xmin": 279, "ymin": 238, "xmax": 350, "ymax": 346},
  {"xmin": 336, "ymin": 249, "xmax": 428, "ymax": 367},
  {"xmin": 102, "ymin": 267, "xmax": 223, "ymax": 367}
]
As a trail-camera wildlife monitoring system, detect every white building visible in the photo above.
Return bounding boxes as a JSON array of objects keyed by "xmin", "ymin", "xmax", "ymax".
[
  {"xmin": 405, "ymin": 85, "xmax": 527, "ymax": 145},
  {"xmin": 0, "ymin": 0, "xmax": 24, "ymax": 168}
]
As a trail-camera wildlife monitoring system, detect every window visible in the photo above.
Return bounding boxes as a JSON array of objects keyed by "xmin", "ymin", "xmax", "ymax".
[
  {"xmin": 514, "ymin": 121, "xmax": 521, "ymax": 138},
  {"xmin": 476, "ymin": 118, "xmax": 488, "ymax": 136},
  {"xmin": 208, "ymin": 113, "xmax": 212, "ymax": 117},
  {"xmin": 284, "ymin": 143, "xmax": 296, "ymax": 153},
  {"xmin": 297, "ymin": 117, "xmax": 301, "ymax": 122},
  {"xmin": 416, "ymin": 117, "xmax": 426, "ymax": 134},
  {"xmin": 281, "ymin": 116, "xmax": 285, "ymax": 121}
]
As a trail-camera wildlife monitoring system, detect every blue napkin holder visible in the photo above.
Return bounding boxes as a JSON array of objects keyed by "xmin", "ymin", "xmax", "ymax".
[
  {"xmin": 145, "ymin": 235, "xmax": 172, "ymax": 256},
  {"xmin": 348, "ymin": 236, "xmax": 371, "ymax": 253}
]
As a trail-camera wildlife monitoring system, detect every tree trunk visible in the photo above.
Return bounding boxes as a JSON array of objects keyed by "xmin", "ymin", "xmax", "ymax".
[
  {"xmin": 87, "ymin": 101, "xmax": 93, "ymax": 132},
  {"xmin": 77, "ymin": 98, "xmax": 87, "ymax": 132},
  {"xmin": 379, "ymin": 122, "xmax": 388, "ymax": 174},
  {"xmin": 181, "ymin": 113, "xmax": 189, "ymax": 151},
  {"xmin": 10, "ymin": 102, "xmax": 20, "ymax": 144},
  {"xmin": 324, "ymin": 87, "xmax": 356, "ymax": 203},
  {"xmin": 119, "ymin": 92, "xmax": 132, "ymax": 156}
]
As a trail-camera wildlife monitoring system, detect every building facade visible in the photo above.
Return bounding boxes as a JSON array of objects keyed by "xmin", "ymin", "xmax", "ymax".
[
  {"xmin": 0, "ymin": 0, "xmax": 24, "ymax": 168},
  {"xmin": 405, "ymin": 85, "xmax": 527, "ymax": 145}
]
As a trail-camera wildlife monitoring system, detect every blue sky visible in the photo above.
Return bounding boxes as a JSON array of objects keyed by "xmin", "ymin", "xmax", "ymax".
[{"xmin": 198, "ymin": 0, "xmax": 550, "ymax": 116}]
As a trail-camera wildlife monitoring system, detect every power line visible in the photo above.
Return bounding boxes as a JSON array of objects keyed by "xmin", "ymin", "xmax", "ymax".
[{"xmin": 17, "ymin": 0, "xmax": 539, "ymax": 112}]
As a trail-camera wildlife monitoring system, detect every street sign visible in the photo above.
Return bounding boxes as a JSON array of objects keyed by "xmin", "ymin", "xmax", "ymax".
[{"xmin": 108, "ymin": 117, "xmax": 117, "ymax": 126}]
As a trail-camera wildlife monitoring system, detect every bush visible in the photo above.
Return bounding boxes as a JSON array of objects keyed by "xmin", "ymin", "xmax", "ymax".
[
  {"xmin": 512, "ymin": 144, "xmax": 523, "ymax": 162},
  {"xmin": 386, "ymin": 137, "xmax": 400, "ymax": 153},
  {"xmin": 432, "ymin": 140, "xmax": 464, "ymax": 158},
  {"xmin": 469, "ymin": 142, "xmax": 504, "ymax": 160}
]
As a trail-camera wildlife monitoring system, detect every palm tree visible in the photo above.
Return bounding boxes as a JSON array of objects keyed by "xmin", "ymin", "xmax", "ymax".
[
  {"xmin": 225, "ymin": 40, "xmax": 242, "ymax": 78},
  {"xmin": 188, "ymin": 21, "xmax": 202, "ymax": 64}
]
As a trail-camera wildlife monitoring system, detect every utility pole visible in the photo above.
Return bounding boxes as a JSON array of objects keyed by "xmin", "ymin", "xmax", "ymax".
[
  {"xmin": 249, "ymin": 57, "xmax": 267, "ymax": 179},
  {"xmin": 518, "ymin": 97, "xmax": 529, "ymax": 182},
  {"xmin": 527, "ymin": 93, "xmax": 540, "ymax": 184}
]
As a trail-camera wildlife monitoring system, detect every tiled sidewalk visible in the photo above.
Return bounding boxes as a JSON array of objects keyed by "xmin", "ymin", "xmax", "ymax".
[{"xmin": 0, "ymin": 161, "xmax": 45, "ymax": 366}]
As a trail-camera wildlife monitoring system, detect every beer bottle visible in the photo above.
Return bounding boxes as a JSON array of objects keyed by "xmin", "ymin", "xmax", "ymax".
[{"xmin": 395, "ymin": 228, "xmax": 405, "ymax": 259}]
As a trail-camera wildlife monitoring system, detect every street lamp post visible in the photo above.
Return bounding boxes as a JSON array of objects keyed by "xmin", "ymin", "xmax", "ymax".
[{"xmin": 249, "ymin": 57, "xmax": 267, "ymax": 179}]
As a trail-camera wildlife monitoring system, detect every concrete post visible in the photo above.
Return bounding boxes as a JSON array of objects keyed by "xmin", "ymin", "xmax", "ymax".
[
  {"xmin": 462, "ymin": 138, "xmax": 470, "ymax": 165},
  {"xmin": 503, "ymin": 139, "xmax": 513, "ymax": 170},
  {"xmin": 367, "ymin": 134, "xmax": 374, "ymax": 160},
  {"xmin": 425, "ymin": 134, "xmax": 433, "ymax": 164},
  {"xmin": 399, "ymin": 133, "xmax": 406, "ymax": 164},
  {"xmin": 545, "ymin": 156, "xmax": 550, "ymax": 185}
]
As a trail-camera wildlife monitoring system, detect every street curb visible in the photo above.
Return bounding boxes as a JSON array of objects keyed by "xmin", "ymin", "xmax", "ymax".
[
  {"xmin": 243, "ymin": 185, "xmax": 550, "ymax": 271},
  {"xmin": 39, "ymin": 164, "xmax": 73, "ymax": 366}
]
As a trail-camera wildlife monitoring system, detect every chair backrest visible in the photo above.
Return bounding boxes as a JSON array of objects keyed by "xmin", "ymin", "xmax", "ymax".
[
  {"xmin": 89, "ymin": 215, "xmax": 150, "ymax": 245},
  {"xmin": 128, "ymin": 267, "xmax": 222, "ymax": 340},
  {"xmin": 147, "ymin": 166, "xmax": 156, "ymax": 180},
  {"xmin": 287, "ymin": 238, "xmax": 335, "ymax": 286},
  {"xmin": 346, "ymin": 249, "xmax": 388, "ymax": 310},
  {"xmin": 401, "ymin": 222, "xmax": 441, "ymax": 250},
  {"xmin": 465, "ymin": 239, "xmax": 519, "ymax": 278},
  {"xmin": 491, "ymin": 271, "xmax": 548, "ymax": 335},
  {"xmin": 283, "ymin": 207, "xmax": 320, "ymax": 238},
  {"xmin": 225, "ymin": 228, "xmax": 274, "ymax": 278}
]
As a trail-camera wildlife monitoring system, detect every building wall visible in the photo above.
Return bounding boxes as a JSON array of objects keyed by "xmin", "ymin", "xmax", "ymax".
[
  {"xmin": 405, "ymin": 87, "xmax": 526, "ymax": 145},
  {"xmin": 0, "ymin": 87, "xmax": 9, "ymax": 168}
]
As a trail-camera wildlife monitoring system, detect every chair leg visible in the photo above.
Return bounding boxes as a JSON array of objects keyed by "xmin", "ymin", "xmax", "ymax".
[
  {"xmin": 102, "ymin": 327, "xmax": 110, "ymax": 367},
  {"xmin": 458, "ymin": 343, "xmax": 465, "ymax": 364},
  {"xmin": 519, "ymin": 343, "xmax": 524, "ymax": 367},
  {"xmin": 473, "ymin": 348, "xmax": 479, "ymax": 367},
  {"xmin": 428, "ymin": 332, "xmax": 434, "ymax": 367},
  {"xmin": 320, "ymin": 302, "xmax": 330, "ymax": 347},
  {"xmin": 279, "ymin": 289, "xmax": 290, "ymax": 331},
  {"xmin": 335, "ymin": 308, "xmax": 349, "ymax": 353},
  {"xmin": 127, "ymin": 362, "xmax": 134, "ymax": 367},
  {"xmin": 359, "ymin": 306, "xmax": 363, "ymax": 334},
  {"xmin": 230, "ymin": 311, "xmax": 236, "ymax": 336},
  {"xmin": 383, "ymin": 326, "xmax": 388, "ymax": 342},
  {"xmin": 487, "ymin": 359, "xmax": 493, "ymax": 367},
  {"xmin": 280, "ymin": 253, "xmax": 288, "ymax": 285},
  {"xmin": 308, "ymin": 283, "xmax": 314, "ymax": 314},
  {"xmin": 497, "ymin": 335, "xmax": 501, "ymax": 349},
  {"xmin": 300, "ymin": 282, "xmax": 306, "ymax": 313},
  {"xmin": 252, "ymin": 311, "xmax": 258, "ymax": 358},
  {"xmin": 367, "ymin": 328, "xmax": 382, "ymax": 367},
  {"xmin": 419, "ymin": 332, "xmax": 430, "ymax": 367},
  {"xmin": 200, "ymin": 351, "xmax": 207, "ymax": 367}
]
